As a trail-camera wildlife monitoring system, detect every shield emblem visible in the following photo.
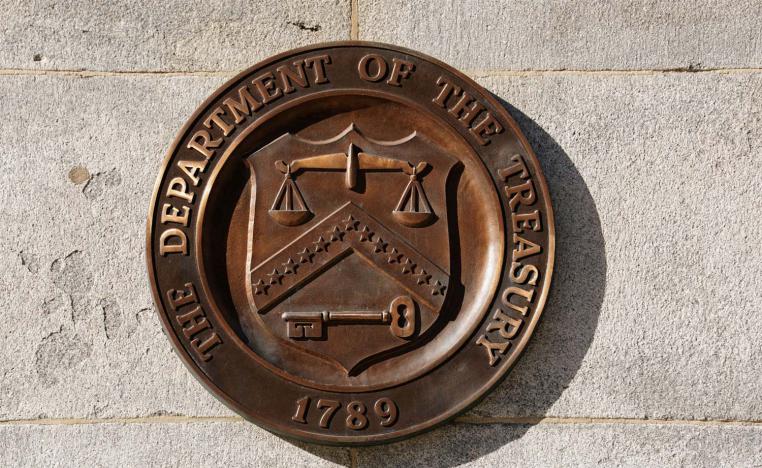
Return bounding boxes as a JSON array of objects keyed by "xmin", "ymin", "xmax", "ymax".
[{"xmin": 244, "ymin": 124, "xmax": 457, "ymax": 374}]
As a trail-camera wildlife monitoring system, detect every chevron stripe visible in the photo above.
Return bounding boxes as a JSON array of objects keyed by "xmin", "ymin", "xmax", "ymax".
[{"xmin": 249, "ymin": 202, "xmax": 449, "ymax": 312}]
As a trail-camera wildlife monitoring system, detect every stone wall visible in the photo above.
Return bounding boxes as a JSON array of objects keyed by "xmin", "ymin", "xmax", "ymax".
[{"xmin": 1, "ymin": 1, "xmax": 760, "ymax": 466}]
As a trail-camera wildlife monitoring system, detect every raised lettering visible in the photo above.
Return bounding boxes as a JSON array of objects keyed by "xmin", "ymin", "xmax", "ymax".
[
  {"xmin": 304, "ymin": 54, "xmax": 331, "ymax": 84},
  {"xmin": 317, "ymin": 399, "xmax": 340, "ymax": 428},
  {"xmin": 470, "ymin": 113, "xmax": 503, "ymax": 145},
  {"xmin": 177, "ymin": 159, "xmax": 207, "ymax": 187},
  {"xmin": 292, "ymin": 396, "xmax": 310, "ymax": 424},
  {"xmin": 512, "ymin": 210, "xmax": 542, "ymax": 232},
  {"xmin": 509, "ymin": 261, "xmax": 539, "ymax": 286},
  {"xmin": 161, "ymin": 203, "xmax": 190, "ymax": 227},
  {"xmin": 187, "ymin": 130, "xmax": 222, "ymax": 159},
  {"xmin": 176, "ymin": 305, "xmax": 211, "ymax": 339},
  {"xmin": 432, "ymin": 76, "xmax": 461, "ymax": 108},
  {"xmin": 386, "ymin": 58, "xmax": 415, "ymax": 86},
  {"xmin": 447, "ymin": 91, "xmax": 486, "ymax": 127},
  {"xmin": 498, "ymin": 154, "xmax": 530, "ymax": 180},
  {"xmin": 476, "ymin": 334, "xmax": 510, "ymax": 366},
  {"xmin": 505, "ymin": 179, "xmax": 536, "ymax": 211},
  {"xmin": 513, "ymin": 234, "xmax": 542, "ymax": 261},
  {"xmin": 276, "ymin": 61, "xmax": 309, "ymax": 93},
  {"xmin": 166, "ymin": 177, "xmax": 194, "ymax": 203},
  {"xmin": 203, "ymin": 107, "xmax": 234, "ymax": 137},
  {"xmin": 486, "ymin": 309, "xmax": 523, "ymax": 340},
  {"xmin": 168, "ymin": 291, "xmax": 221, "ymax": 362},
  {"xmin": 290, "ymin": 397, "xmax": 398, "ymax": 429},
  {"xmin": 191, "ymin": 332, "xmax": 222, "ymax": 362},
  {"xmin": 501, "ymin": 286, "xmax": 534, "ymax": 316},
  {"xmin": 358, "ymin": 54, "xmax": 387, "ymax": 82},
  {"xmin": 251, "ymin": 71, "xmax": 283, "ymax": 104},
  {"xmin": 432, "ymin": 75, "xmax": 504, "ymax": 145},
  {"xmin": 223, "ymin": 86, "xmax": 263, "ymax": 124},
  {"xmin": 166, "ymin": 282, "xmax": 198, "ymax": 310},
  {"xmin": 159, "ymin": 228, "xmax": 187, "ymax": 256}
]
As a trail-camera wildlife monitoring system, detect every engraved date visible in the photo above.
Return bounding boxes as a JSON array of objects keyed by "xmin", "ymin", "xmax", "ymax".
[{"xmin": 291, "ymin": 396, "xmax": 398, "ymax": 429}]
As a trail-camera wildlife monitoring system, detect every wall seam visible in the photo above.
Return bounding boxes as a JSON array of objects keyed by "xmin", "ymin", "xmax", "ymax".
[
  {"xmin": 2, "ymin": 415, "xmax": 761, "ymax": 428},
  {"xmin": 466, "ymin": 67, "xmax": 762, "ymax": 77},
  {"xmin": 350, "ymin": 0, "xmax": 359, "ymax": 40},
  {"xmin": 0, "ymin": 68, "xmax": 235, "ymax": 77},
  {"xmin": 349, "ymin": 447, "xmax": 359, "ymax": 468},
  {"xmin": 0, "ymin": 67, "xmax": 760, "ymax": 79},
  {"xmin": 454, "ymin": 416, "xmax": 762, "ymax": 427}
]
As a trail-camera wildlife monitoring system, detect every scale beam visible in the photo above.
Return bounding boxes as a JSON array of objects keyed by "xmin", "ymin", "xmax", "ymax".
[
  {"xmin": 270, "ymin": 144, "xmax": 433, "ymax": 226},
  {"xmin": 278, "ymin": 144, "xmax": 428, "ymax": 190}
]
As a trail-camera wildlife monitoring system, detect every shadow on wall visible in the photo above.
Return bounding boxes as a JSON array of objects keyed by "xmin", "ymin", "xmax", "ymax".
[{"xmin": 290, "ymin": 101, "xmax": 608, "ymax": 467}]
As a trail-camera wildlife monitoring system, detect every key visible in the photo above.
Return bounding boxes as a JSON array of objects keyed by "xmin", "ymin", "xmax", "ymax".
[{"xmin": 283, "ymin": 296, "xmax": 415, "ymax": 339}]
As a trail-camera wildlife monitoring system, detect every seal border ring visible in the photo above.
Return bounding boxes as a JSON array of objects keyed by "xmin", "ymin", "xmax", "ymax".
[
  {"xmin": 194, "ymin": 88, "xmax": 505, "ymax": 393},
  {"xmin": 146, "ymin": 41, "xmax": 555, "ymax": 445}
]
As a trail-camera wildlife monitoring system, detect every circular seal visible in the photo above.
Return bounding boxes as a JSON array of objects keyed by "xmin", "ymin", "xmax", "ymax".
[{"xmin": 147, "ymin": 42, "xmax": 554, "ymax": 445}]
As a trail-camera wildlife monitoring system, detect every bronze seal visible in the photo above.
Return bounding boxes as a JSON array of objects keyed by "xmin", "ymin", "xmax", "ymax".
[{"xmin": 147, "ymin": 42, "xmax": 554, "ymax": 445}]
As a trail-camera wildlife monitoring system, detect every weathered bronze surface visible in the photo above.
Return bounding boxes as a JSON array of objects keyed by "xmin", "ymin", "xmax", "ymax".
[{"xmin": 147, "ymin": 42, "xmax": 554, "ymax": 445}]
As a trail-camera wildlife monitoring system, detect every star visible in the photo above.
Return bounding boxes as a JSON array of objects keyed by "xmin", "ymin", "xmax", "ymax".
[
  {"xmin": 297, "ymin": 247, "xmax": 313, "ymax": 263},
  {"xmin": 312, "ymin": 236, "xmax": 330, "ymax": 252},
  {"xmin": 432, "ymin": 280, "xmax": 446, "ymax": 296},
  {"xmin": 252, "ymin": 279, "xmax": 268, "ymax": 295},
  {"xmin": 414, "ymin": 269, "xmax": 431, "ymax": 285},
  {"xmin": 387, "ymin": 248, "xmax": 402, "ymax": 264},
  {"xmin": 373, "ymin": 237, "xmax": 387, "ymax": 253},
  {"xmin": 358, "ymin": 225, "xmax": 373, "ymax": 242},
  {"xmin": 401, "ymin": 258, "xmax": 415, "ymax": 274},
  {"xmin": 327, "ymin": 225, "xmax": 344, "ymax": 241},
  {"xmin": 342, "ymin": 215, "xmax": 359, "ymax": 231},
  {"xmin": 281, "ymin": 258, "xmax": 297, "ymax": 274},
  {"xmin": 266, "ymin": 268, "xmax": 282, "ymax": 285}
]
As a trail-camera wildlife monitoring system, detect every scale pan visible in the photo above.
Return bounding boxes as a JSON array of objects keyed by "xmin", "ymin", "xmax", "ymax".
[
  {"xmin": 269, "ymin": 209, "xmax": 312, "ymax": 226},
  {"xmin": 392, "ymin": 210, "xmax": 435, "ymax": 228}
]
